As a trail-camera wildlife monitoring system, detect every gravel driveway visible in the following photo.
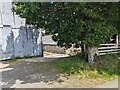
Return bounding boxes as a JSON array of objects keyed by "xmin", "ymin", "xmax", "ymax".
[
  {"xmin": 93, "ymin": 79, "xmax": 118, "ymax": 88},
  {"xmin": 0, "ymin": 57, "xmax": 119, "ymax": 88}
]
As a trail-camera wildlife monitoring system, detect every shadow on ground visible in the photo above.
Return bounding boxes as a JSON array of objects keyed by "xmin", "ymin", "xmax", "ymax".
[
  {"xmin": 1, "ymin": 54, "xmax": 119, "ymax": 88},
  {"xmin": 1, "ymin": 59, "xmax": 64, "ymax": 88}
]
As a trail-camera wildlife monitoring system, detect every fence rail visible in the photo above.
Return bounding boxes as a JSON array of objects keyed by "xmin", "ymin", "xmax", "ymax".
[{"xmin": 98, "ymin": 44, "xmax": 120, "ymax": 55}]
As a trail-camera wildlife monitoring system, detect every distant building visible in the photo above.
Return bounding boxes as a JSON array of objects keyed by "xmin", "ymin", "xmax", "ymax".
[{"xmin": 42, "ymin": 35, "xmax": 65, "ymax": 54}]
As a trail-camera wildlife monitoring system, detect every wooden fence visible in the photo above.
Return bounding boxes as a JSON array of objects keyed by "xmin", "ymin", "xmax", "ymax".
[{"xmin": 98, "ymin": 44, "xmax": 120, "ymax": 55}]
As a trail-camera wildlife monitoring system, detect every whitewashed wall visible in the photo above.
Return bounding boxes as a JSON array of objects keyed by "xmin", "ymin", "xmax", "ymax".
[{"xmin": 0, "ymin": 1, "xmax": 43, "ymax": 60}]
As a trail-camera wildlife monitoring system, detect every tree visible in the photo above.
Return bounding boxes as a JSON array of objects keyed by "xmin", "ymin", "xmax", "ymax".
[{"xmin": 13, "ymin": 2, "xmax": 119, "ymax": 63}]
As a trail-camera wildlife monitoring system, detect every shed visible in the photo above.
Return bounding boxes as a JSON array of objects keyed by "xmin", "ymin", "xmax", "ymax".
[{"xmin": 0, "ymin": 1, "xmax": 43, "ymax": 60}]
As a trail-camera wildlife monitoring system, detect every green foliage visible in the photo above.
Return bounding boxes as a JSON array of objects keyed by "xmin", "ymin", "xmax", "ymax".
[
  {"xmin": 13, "ymin": 2, "xmax": 119, "ymax": 48},
  {"xmin": 7, "ymin": 57, "xmax": 17, "ymax": 62},
  {"xmin": 6, "ymin": 56, "xmax": 39, "ymax": 62},
  {"xmin": 55, "ymin": 53, "xmax": 119, "ymax": 79}
]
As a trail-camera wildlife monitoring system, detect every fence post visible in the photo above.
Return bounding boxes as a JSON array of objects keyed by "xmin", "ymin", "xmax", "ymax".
[
  {"xmin": 118, "ymin": 34, "xmax": 120, "ymax": 44},
  {"xmin": 116, "ymin": 35, "xmax": 119, "ymax": 44}
]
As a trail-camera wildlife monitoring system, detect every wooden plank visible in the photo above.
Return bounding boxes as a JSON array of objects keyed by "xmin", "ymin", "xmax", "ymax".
[
  {"xmin": 98, "ymin": 46, "xmax": 119, "ymax": 50},
  {"xmin": 98, "ymin": 43, "xmax": 120, "ymax": 55},
  {"xmin": 98, "ymin": 49, "xmax": 120, "ymax": 53},
  {"xmin": 99, "ymin": 51, "xmax": 120, "ymax": 55},
  {"xmin": 100, "ymin": 44, "xmax": 119, "ymax": 46}
]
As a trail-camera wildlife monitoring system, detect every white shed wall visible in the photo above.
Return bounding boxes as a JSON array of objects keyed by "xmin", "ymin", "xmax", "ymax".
[{"xmin": 0, "ymin": 1, "xmax": 42, "ymax": 60}]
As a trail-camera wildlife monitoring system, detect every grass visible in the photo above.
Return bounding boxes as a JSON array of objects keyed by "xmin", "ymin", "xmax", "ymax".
[
  {"xmin": 54, "ymin": 53, "xmax": 119, "ymax": 80},
  {"xmin": 6, "ymin": 55, "xmax": 41, "ymax": 62},
  {"xmin": 7, "ymin": 57, "xmax": 17, "ymax": 62},
  {"xmin": 5, "ymin": 52, "xmax": 119, "ymax": 80}
]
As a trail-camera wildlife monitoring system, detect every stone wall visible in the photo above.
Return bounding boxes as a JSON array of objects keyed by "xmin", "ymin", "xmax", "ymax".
[{"xmin": 43, "ymin": 44, "xmax": 65, "ymax": 54}]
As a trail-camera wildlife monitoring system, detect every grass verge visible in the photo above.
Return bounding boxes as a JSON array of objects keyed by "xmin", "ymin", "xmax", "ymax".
[
  {"xmin": 5, "ymin": 55, "xmax": 41, "ymax": 62},
  {"xmin": 55, "ymin": 53, "xmax": 119, "ymax": 80}
]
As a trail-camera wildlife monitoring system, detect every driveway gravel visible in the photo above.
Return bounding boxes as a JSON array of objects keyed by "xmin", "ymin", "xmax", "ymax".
[{"xmin": 0, "ymin": 56, "xmax": 119, "ymax": 88}]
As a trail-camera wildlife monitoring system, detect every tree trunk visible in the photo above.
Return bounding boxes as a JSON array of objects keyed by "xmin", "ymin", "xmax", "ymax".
[{"xmin": 86, "ymin": 46, "xmax": 99, "ymax": 64}]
